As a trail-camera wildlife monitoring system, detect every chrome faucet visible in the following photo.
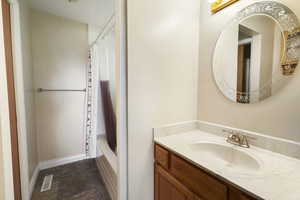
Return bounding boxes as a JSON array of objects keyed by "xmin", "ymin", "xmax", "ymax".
[{"xmin": 223, "ymin": 130, "xmax": 250, "ymax": 148}]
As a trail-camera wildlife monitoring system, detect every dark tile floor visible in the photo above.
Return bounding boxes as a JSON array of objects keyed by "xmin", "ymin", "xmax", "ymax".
[{"xmin": 31, "ymin": 159, "xmax": 111, "ymax": 200}]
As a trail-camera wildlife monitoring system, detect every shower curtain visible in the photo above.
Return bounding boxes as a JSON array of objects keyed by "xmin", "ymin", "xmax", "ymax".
[
  {"xmin": 84, "ymin": 51, "xmax": 93, "ymax": 157},
  {"xmin": 87, "ymin": 28, "xmax": 116, "ymax": 156},
  {"xmin": 100, "ymin": 80, "xmax": 116, "ymax": 152}
]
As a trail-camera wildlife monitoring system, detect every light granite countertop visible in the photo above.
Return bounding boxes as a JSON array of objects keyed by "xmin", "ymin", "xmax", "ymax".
[{"xmin": 154, "ymin": 121, "xmax": 300, "ymax": 200}]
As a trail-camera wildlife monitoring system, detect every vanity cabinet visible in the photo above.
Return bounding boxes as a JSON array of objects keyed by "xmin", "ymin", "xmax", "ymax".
[
  {"xmin": 229, "ymin": 187, "xmax": 253, "ymax": 200},
  {"xmin": 155, "ymin": 164, "xmax": 200, "ymax": 200},
  {"xmin": 154, "ymin": 144, "xmax": 259, "ymax": 200}
]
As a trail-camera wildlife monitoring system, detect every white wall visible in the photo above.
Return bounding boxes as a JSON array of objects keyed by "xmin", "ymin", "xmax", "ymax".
[
  {"xmin": 198, "ymin": 0, "xmax": 300, "ymax": 142},
  {"xmin": 31, "ymin": 10, "xmax": 88, "ymax": 162},
  {"xmin": 17, "ymin": 0, "xmax": 38, "ymax": 181},
  {"xmin": 0, "ymin": 122, "xmax": 5, "ymax": 200},
  {"xmin": 127, "ymin": 0, "xmax": 200, "ymax": 199},
  {"xmin": 29, "ymin": 0, "xmax": 115, "ymax": 27}
]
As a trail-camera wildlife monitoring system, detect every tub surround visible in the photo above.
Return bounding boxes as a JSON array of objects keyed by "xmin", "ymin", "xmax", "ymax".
[
  {"xmin": 154, "ymin": 121, "xmax": 300, "ymax": 200},
  {"xmin": 96, "ymin": 136, "xmax": 118, "ymax": 200},
  {"xmin": 97, "ymin": 135, "xmax": 117, "ymax": 174},
  {"xmin": 96, "ymin": 156, "xmax": 117, "ymax": 200}
]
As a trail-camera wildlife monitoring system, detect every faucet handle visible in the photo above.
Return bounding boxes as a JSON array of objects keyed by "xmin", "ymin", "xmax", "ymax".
[
  {"xmin": 229, "ymin": 134, "xmax": 241, "ymax": 143},
  {"xmin": 231, "ymin": 130, "xmax": 257, "ymax": 141},
  {"xmin": 240, "ymin": 135, "xmax": 250, "ymax": 148}
]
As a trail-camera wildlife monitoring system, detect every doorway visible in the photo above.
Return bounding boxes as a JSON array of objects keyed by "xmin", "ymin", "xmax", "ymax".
[
  {"xmin": 1, "ymin": 0, "xmax": 22, "ymax": 199},
  {"xmin": 1, "ymin": 0, "xmax": 128, "ymax": 199}
]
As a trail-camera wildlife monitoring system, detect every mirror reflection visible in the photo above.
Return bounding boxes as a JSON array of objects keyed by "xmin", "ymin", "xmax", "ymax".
[
  {"xmin": 237, "ymin": 15, "xmax": 284, "ymax": 103},
  {"xmin": 213, "ymin": 13, "xmax": 300, "ymax": 104}
]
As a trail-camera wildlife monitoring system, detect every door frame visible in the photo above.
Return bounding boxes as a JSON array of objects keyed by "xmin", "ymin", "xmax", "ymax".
[
  {"xmin": 0, "ymin": 0, "xmax": 19, "ymax": 199},
  {"xmin": 1, "ymin": 0, "xmax": 31, "ymax": 199},
  {"xmin": 9, "ymin": 0, "xmax": 31, "ymax": 199},
  {"xmin": 116, "ymin": 0, "xmax": 128, "ymax": 199},
  {"xmin": 1, "ymin": 1, "xmax": 130, "ymax": 200}
]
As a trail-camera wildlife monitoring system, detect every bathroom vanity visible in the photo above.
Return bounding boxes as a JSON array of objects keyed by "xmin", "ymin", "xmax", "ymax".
[
  {"xmin": 155, "ymin": 144, "xmax": 257, "ymax": 200},
  {"xmin": 153, "ymin": 121, "xmax": 300, "ymax": 200},
  {"xmin": 155, "ymin": 144, "xmax": 260, "ymax": 200},
  {"xmin": 152, "ymin": 1, "xmax": 300, "ymax": 199}
]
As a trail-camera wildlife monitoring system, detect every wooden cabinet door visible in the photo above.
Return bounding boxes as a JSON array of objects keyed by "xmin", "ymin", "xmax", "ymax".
[
  {"xmin": 170, "ymin": 154, "xmax": 227, "ymax": 200},
  {"xmin": 229, "ymin": 187, "xmax": 256, "ymax": 200},
  {"xmin": 155, "ymin": 164, "xmax": 201, "ymax": 200},
  {"xmin": 157, "ymin": 172, "xmax": 186, "ymax": 200}
]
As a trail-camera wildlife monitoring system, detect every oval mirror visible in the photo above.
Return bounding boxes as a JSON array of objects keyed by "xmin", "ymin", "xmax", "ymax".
[{"xmin": 213, "ymin": 1, "xmax": 300, "ymax": 104}]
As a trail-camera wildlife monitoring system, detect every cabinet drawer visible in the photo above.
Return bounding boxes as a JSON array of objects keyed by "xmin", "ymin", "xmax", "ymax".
[
  {"xmin": 155, "ymin": 144, "xmax": 170, "ymax": 169},
  {"xmin": 170, "ymin": 154, "xmax": 227, "ymax": 200}
]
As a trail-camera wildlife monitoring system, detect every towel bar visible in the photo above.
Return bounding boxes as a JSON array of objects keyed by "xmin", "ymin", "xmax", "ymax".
[{"xmin": 37, "ymin": 88, "xmax": 86, "ymax": 92}]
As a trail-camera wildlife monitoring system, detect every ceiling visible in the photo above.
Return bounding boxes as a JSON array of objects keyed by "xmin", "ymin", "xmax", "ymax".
[{"xmin": 28, "ymin": 0, "xmax": 115, "ymax": 27}]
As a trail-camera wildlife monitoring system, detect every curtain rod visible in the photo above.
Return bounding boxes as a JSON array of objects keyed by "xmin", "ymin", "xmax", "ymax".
[
  {"xmin": 89, "ymin": 14, "xmax": 115, "ymax": 48},
  {"xmin": 37, "ymin": 88, "xmax": 86, "ymax": 93}
]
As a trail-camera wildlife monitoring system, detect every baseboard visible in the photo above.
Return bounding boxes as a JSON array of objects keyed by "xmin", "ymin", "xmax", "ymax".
[
  {"xmin": 39, "ymin": 154, "xmax": 86, "ymax": 170},
  {"xmin": 29, "ymin": 165, "xmax": 40, "ymax": 198}
]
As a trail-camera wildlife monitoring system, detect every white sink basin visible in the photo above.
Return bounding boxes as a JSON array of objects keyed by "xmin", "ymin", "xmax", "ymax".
[{"xmin": 189, "ymin": 142, "xmax": 261, "ymax": 174}]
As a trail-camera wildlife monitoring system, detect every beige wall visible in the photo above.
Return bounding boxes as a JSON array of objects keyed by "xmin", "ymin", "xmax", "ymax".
[
  {"xmin": 18, "ymin": 0, "xmax": 39, "ymax": 180},
  {"xmin": 31, "ymin": 10, "xmax": 88, "ymax": 162},
  {"xmin": 198, "ymin": 0, "xmax": 300, "ymax": 142},
  {"xmin": 127, "ymin": 0, "xmax": 200, "ymax": 199},
  {"xmin": 0, "ymin": 123, "xmax": 4, "ymax": 200}
]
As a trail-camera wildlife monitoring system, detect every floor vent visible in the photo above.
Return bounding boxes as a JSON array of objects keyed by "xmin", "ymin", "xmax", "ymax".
[{"xmin": 41, "ymin": 175, "xmax": 53, "ymax": 192}]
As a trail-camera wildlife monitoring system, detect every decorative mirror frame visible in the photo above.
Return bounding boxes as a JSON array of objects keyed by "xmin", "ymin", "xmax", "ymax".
[
  {"xmin": 213, "ymin": 1, "xmax": 300, "ymax": 104},
  {"xmin": 211, "ymin": 0, "xmax": 240, "ymax": 13}
]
